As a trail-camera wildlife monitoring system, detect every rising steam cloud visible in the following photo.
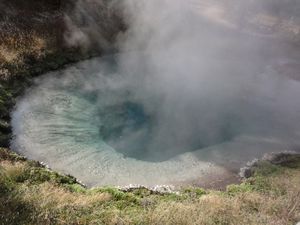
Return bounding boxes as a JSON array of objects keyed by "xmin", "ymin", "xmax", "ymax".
[
  {"xmin": 11, "ymin": 0, "xmax": 300, "ymax": 186},
  {"xmin": 106, "ymin": 0, "xmax": 300, "ymax": 158}
]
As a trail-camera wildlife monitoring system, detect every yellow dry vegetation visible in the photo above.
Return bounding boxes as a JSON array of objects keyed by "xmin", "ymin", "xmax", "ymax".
[{"xmin": 0, "ymin": 149, "xmax": 299, "ymax": 225}]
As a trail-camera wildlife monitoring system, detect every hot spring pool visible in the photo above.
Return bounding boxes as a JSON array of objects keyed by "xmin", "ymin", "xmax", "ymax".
[{"xmin": 11, "ymin": 51, "xmax": 300, "ymax": 187}]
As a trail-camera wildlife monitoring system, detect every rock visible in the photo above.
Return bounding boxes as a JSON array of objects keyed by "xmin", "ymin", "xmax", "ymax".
[
  {"xmin": 240, "ymin": 151, "xmax": 300, "ymax": 179},
  {"xmin": 239, "ymin": 158, "xmax": 259, "ymax": 178},
  {"xmin": 262, "ymin": 151, "xmax": 299, "ymax": 165},
  {"xmin": 239, "ymin": 166, "xmax": 254, "ymax": 178},
  {"xmin": 120, "ymin": 184, "xmax": 178, "ymax": 195},
  {"xmin": 152, "ymin": 185, "xmax": 177, "ymax": 194}
]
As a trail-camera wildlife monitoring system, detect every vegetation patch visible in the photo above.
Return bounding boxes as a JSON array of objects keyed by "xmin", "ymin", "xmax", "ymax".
[{"xmin": 0, "ymin": 148, "xmax": 299, "ymax": 225}]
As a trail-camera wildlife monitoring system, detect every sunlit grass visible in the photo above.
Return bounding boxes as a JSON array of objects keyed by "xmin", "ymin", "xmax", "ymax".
[{"xmin": 0, "ymin": 148, "xmax": 299, "ymax": 225}]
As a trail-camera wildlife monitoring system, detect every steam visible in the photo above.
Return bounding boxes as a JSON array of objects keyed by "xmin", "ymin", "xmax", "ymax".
[
  {"xmin": 64, "ymin": 0, "xmax": 124, "ymax": 51},
  {"xmin": 108, "ymin": 0, "xmax": 300, "ymax": 157},
  {"xmin": 10, "ymin": 0, "xmax": 300, "ymax": 186}
]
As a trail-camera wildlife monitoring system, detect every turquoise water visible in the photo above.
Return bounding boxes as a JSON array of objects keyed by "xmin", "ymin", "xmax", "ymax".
[{"xmin": 11, "ymin": 54, "xmax": 300, "ymax": 187}]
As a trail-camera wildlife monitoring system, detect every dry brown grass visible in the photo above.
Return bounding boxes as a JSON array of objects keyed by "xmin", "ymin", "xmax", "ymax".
[
  {"xmin": 1, "ymin": 154, "xmax": 299, "ymax": 225},
  {"xmin": 0, "ymin": 1, "xmax": 65, "ymax": 80},
  {"xmin": 145, "ymin": 168, "xmax": 300, "ymax": 225},
  {"xmin": 146, "ymin": 193, "xmax": 299, "ymax": 224},
  {"xmin": 0, "ymin": 160, "xmax": 27, "ymax": 179},
  {"xmin": 22, "ymin": 182, "xmax": 112, "ymax": 208},
  {"xmin": 0, "ymin": 27, "xmax": 54, "ymax": 67}
]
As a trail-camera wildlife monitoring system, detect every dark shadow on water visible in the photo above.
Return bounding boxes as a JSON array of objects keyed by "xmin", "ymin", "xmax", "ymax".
[{"xmin": 97, "ymin": 100, "xmax": 238, "ymax": 162}]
